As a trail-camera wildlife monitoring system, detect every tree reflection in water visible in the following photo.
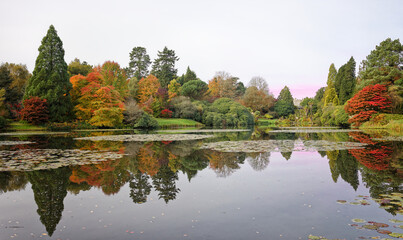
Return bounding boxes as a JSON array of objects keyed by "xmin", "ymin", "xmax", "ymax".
[{"xmin": 0, "ymin": 130, "xmax": 401, "ymax": 235}]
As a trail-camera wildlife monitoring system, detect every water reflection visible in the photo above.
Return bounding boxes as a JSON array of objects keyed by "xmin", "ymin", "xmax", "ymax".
[{"xmin": 0, "ymin": 130, "xmax": 401, "ymax": 236}]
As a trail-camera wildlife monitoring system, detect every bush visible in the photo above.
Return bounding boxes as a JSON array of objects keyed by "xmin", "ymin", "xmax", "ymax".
[
  {"xmin": 0, "ymin": 116, "xmax": 7, "ymax": 129},
  {"xmin": 123, "ymin": 98, "xmax": 144, "ymax": 124},
  {"xmin": 20, "ymin": 97, "xmax": 49, "ymax": 125},
  {"xmin": 202, "ymin": 98, "xmax": 254, "ymax": 127},
  {"xmin": 134, "ymin": 113, "xmax": 159, "ymax": 129},
  {"xmin": 169, "ymin": 96, "xmax": 202, "ymax": 121},
  {"xmin": 46, "ymin": 122, "xmax": 74, "ymax": 131},
  {"xmin": 160, "ymin": 109, "xmax": 173, "ymax": 118}
]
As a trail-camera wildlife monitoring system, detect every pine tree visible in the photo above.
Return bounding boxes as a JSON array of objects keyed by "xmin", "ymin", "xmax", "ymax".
[
  {"xmin": 151, "ymin": 47, "xmax": 179, "ymax": 88},
  {"xmin": 274, "ymin": 86, "xmax": 295, "ymax": 117},
  {"xmin": 24, "ymin": 25, "xmax": 72, "ymax": 122},
  {"xmin": 127, "ymin": 46, "xmax": 151, "ymax": 79}
]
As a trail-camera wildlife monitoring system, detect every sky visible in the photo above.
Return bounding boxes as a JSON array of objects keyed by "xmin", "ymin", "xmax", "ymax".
[{"xmin": 0, "ymin": 0, "xmax": 402, "ymax": 99}]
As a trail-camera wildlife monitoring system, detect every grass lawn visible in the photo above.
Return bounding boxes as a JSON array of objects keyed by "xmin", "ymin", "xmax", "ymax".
[
  {"xmin": 156, "ymin": 118, "xmax": 204, "ymax": 128},
  {"xmin": 256, "ymin": 118, "xmax": 278, "ymax": 127},
  {"xmin": 8, "ymin": 121, "xmax": 46, "ymax": 131}
]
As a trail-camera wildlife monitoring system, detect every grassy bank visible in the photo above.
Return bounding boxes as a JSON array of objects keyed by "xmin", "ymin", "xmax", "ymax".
[
  {"xmin": 360, "ymin": 114, "xmax": 403, "ymax": 132},
  {"xmin": 156, "ymin": 118, "xmax": 204, "ymax": 128},
  {"xmin": 256, "ymin": 119, "xmax": 278, "ymax": 127},
  {"xmin": 8, "ymin": 121, "xmax": 46, "ymax": 131}
]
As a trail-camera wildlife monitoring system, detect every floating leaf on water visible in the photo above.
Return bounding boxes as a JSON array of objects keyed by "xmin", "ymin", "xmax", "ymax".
[
  {"xmin": 350, "ymin": 202, "xmax": 361, "ymax": 205},
  {"xmin": 362, "ymin": 224, "xmax": 378, "ymax": 230},
  {"xmin": 396, "ymin": 225, "xmax": 403, "ymax": 229},
  {"xmin": 372, "ymin": 222, "xmax": 389, "ymax": 228},
  {"xmin": 389, "ymin": 232, "xmax": 403, "ymax": 238},
  {"xmin": 352, "ymin": 219, "xmax": 367, "ymax": 223},
  {"xmin": 377, "ymin": 229, "xmax": 392, "ymax": 235},
  {"xmin": 337, "ymin": 200, "xmax": 347, "ymax": 204}
]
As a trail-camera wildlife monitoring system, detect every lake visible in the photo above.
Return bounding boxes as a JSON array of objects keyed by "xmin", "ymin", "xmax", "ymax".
[{"xmin": 0, "ymin": 128, "xmax": 402, "ymax": 240}]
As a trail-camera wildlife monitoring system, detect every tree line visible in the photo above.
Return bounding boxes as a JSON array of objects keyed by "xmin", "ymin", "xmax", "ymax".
[{"xmin": 0, "ymin": 25, "xmax": 401, "ymax": 129}]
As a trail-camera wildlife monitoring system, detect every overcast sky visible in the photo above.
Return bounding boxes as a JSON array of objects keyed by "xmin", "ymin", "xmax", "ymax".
[{"xmin": 0, "ymin": 0, "xmax": 402, "ymax": 98}]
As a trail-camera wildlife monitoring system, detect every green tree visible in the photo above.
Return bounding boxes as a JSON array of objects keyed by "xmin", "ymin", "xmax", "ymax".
[
  {"xmin": 181, "ymin": 79, "xmax": 208, "ymax": 100},
  {"xmin": 127, "ymin": 46, "xmax": 151, "ymax": 79},
  {"xmin": 358, "ymin": 38, "xmax": 403, "ymax": 89},
  {"xmin": 151, "ymin": 47, "xmax": 179, "ymax": 88},
  {"xmin": 177, "ymin": 66, "xmax": 198, "ymax": 85},
  {"xmin": 3, "ymin": 63, "xmax": 31, "ymax": 103},
  {"xmin": 0, "ymin": 64, "xmax": 15, "ymax": 107},
  {"xmin": 67, "ymin": 58, "xmax": 92, "ymax": 77},
  {"xmin": 357, "ymin": 38, "xmax": 403, "ymax": 113},
  {"xmin": 24, "ymin": 25, "xmax": 73, "ymax": 122},
  {"xmin": 274, "ymin": 86, "xmax": 295, "ymax": 117},
  {"xmin": 334, "ymin": 57, "xmax": 356, "ymax": 104},
  {"xmin": 323, "ymin": 63, "xmax": 338, "ymax": 106}
]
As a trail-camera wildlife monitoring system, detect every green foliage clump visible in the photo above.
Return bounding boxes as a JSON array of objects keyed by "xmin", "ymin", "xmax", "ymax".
[
  {"xmin": 134, "ymin": 112, "xmax": 159, "ymax": 129},
  {"xmin": 67, "ymin": 58, "xmax": 92, "ymax": 77},
  {"xmin": 24, "ymin": 25, "xmax": 72, "ymax": 122},
  {"xmin": 274, "ymin": 86, "xmax": 295, "ymax": 117},
  {"xmin": 169, "ymin": 96, "xmax": 202, "ymax": 122},
  {"xmin": 320, "ymin": 105, "xmax": 349, "ymax": 127},
  {"xmin": 151, "ymin": 47, "xmax": 179, "ymax": 88},
  {"xmin": 202, "ymin": 98, "xmax": 254, "ymax": 127},
  {"xmin": 181, "ymin": 79, "xmax": 208, "ymax": 100}
]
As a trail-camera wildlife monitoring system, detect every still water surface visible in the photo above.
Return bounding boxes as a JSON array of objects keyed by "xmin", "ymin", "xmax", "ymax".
[{"xmin": 0, "ymin": 128, "xmax": 402, "ymax": 240}]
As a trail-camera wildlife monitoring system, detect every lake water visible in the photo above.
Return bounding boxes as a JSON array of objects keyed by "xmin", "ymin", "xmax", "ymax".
[{"xmin": 0, "ymin": 128, "xmax": 402, "ymax": 240}]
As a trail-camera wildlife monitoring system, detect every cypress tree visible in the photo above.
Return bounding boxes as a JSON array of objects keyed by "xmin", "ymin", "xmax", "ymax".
[
  {"xmin": 335, "ymin": 57, "xmax": 356, "ymax": 104},
  {"xmin": 24, "ymin": 25, "xmax": 72, "ymax": 122},
  {"xmin": 324, "ymin": 63, "xmax": 338, "ymax": 106}
]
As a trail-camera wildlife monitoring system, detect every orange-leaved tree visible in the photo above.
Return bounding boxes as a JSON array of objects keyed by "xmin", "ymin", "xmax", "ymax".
[
  {"xmin": 345, "ymin": 84, "xmax": 392, "ymax": 126},
  {"xmin": 93, "ymin": 61, "xmax": 128, "ymax": 99}
]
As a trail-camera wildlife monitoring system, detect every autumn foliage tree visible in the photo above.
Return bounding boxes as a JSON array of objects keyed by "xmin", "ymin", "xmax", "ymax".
[
  {"xmin": 137, "ymin": 74, "xmax": 161, "ymax": 114},
  {"xmin": 345, "ymin": 84, "xmax": 392, "ymax": 126},
  {"xmin": 72, "ymin": 72, "xmax": 125, "ymax": 127},
  {"xmin": 20, "ymin": 97, "xmax": 49, "ymax": 125}
]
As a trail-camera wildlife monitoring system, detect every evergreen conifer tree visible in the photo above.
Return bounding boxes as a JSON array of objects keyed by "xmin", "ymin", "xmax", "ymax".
[
  {"xmin": 151, "ymin": 47, "xmax": 179, "ymax": 88},
  {"xmin": 334, "ymin": 57, "xmax": 356, "ymax": 104},
  {"xmin": 274, "ymin": 86, "xmax": 295, "ymax": 117},
  {"xmin": 324, "ymin": 64, "xmax": 338, "ymax": 106},
  {"xmin": 24, "ymin": 25, "xmax": 72, "ymax": 122},
  {"xmin": 127, "ymin": 46, "xmax": 151, "ymax": 79}
]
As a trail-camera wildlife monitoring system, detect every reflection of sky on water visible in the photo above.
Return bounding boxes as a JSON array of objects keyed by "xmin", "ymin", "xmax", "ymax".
[{"xmin": 0, "ymin": 130, "xmax": 401, "ymax": 239}]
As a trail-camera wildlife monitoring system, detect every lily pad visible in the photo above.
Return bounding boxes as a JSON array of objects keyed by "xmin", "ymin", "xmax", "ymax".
[
  {"xmin": 200, "ymin": 140, "xmax": 367, "ymax": 153},
  {"xmin": 337, "ymin": 200, "xmax": 347, "ymax": 204},
  {"xmin": 352, "ymin": 219, "xmax": 367, "ymax": 223},
  {"xmin": 75, "ymin": 134, "xmax": 215, "ymax": 142},
  {"xmin": 377, "ymin": 229, "xmax": 392, "ymax": 234},
  {"xmin": 389, "ymin": 232, "xmax": 403, "ymax": 238},
  {"xmin": 372, "ymin": 222, "xmax": 389, "ymax": 228},
  {"xmin": 362, "ymin": 224, "xmax": 378, "ymax": 230}
]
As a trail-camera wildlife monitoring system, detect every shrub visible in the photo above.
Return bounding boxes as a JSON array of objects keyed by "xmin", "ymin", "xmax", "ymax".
[
  {"xmin": 202, "ymin": 98, "xmax": 254, "ymax": 127},
  {"xmin": 169, "ymin": 96, "xmax": 202, "ymax": 121},
  {"xmin": 160, "ymin": 109, "xmax": 173, "ymax": 118},
  {"xmin": 123, "ymin": 98, "xmax": 144, "ymax": 124},
  {"xmin": 134, "ymin": 113, "xmax": 159, "ymax": 129},
  {"xmin": 20, "ymin": 97, "xmax": 49, "ymax": 125}
]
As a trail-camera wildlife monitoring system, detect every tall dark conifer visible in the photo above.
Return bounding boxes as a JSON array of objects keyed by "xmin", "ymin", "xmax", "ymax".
[
  {"xmin": 334, "ymin": 57, "xmax": 356, "ymax": 104},
  {"xmin": 24, "ymin": 25, "xmax": 72, "ymax": 122},
  {"xmin": 151, "ymin": 47, "xmax": 179, "ymax": 88}
]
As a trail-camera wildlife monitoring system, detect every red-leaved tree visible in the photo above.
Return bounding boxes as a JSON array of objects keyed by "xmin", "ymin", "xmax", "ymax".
[
  {"xmin": 345, "ymin": 84, "xmax": 392, "ymax": 126},
  {"xmin": 21, "ymin": 97, "xmax": 49, "ymax": 125},
  {"xmin": 160, "ymin": 109, "xmax": 173, "ymax": 118}
]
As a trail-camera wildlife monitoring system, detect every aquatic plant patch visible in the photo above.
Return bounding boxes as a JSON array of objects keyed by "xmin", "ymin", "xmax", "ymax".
[
  {"xmin": 158, "ymin": 129, "xmax": 251, "ymax": 133},
  {"xmin": 75, "ymin": 134, "xmax": 215, "ymax": 142},
  {"xmin": 270, "ymin": 129, "xmax": 361, "ymax": 133},
  {"xmin": 0, "ymin": 141, "xmax": 33, "ymax": 146},
  {"xmin": 200, "ymin": 140, "xmax": 367, "ymax": 152},
  {"xmin": 0, "ymin": 149, "xmax": 123, "ymax": 171}
]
